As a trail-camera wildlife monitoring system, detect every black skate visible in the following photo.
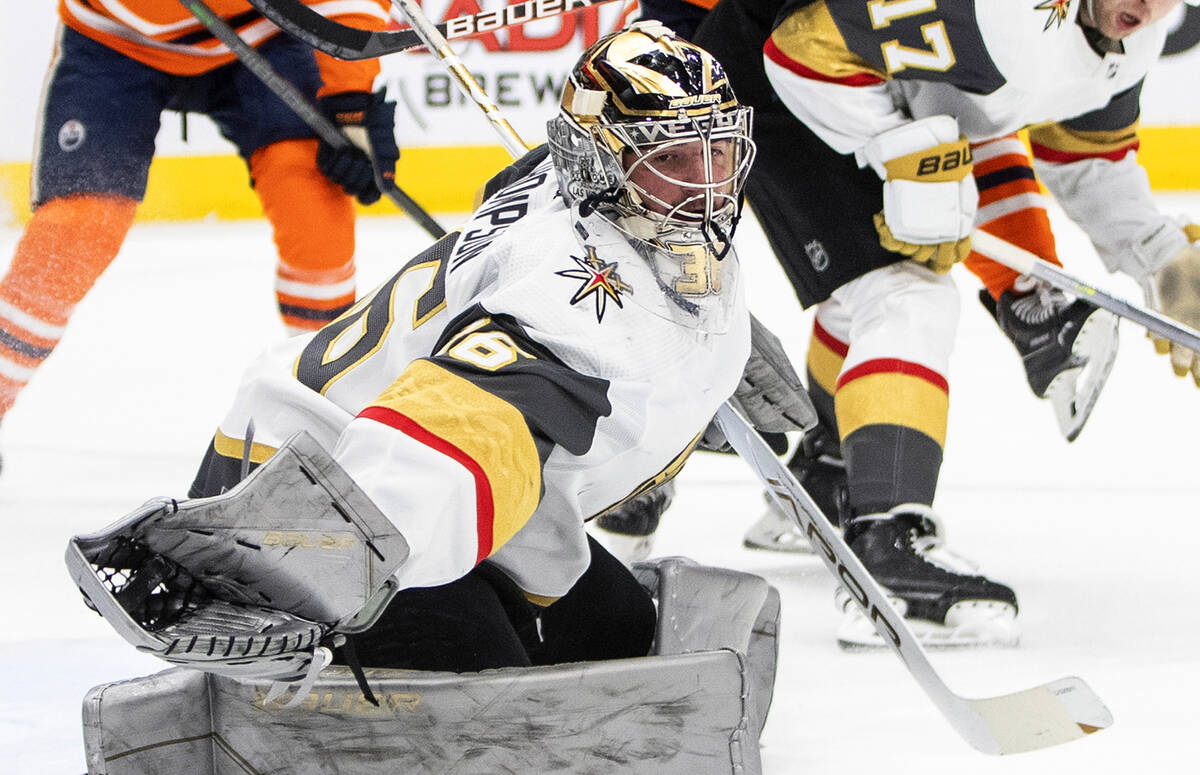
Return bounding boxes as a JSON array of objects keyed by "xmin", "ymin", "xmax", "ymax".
[
  {"xmin": 981, "ymin": 283, "xmax": 1118, "ymax": 441},
  {"xmin": 743, "ymin": 424, "xmax": 846, "ymax": 553},
  {"xmin": 836, "ymin": 505, "xmax": 1019, "ymax": 649},
  {"xmin": 591, "ymin": 480, "xmax": 675, "ymax": 564}
]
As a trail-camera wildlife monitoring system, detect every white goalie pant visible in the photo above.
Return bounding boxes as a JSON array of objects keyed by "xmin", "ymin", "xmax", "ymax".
[{"xmin": 80, "ymin": 558, "xmax": 780, "ymax": 775}]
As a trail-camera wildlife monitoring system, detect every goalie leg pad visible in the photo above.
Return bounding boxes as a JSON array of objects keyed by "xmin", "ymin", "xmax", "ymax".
[{"xmin": 82, "ymin": 558, "xmax": 780, "ymax": 775}]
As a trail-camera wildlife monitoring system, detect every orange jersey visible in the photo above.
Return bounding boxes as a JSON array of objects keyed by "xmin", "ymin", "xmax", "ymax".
[{"xmin": 58, "ymin": 0, "xmax": 389, "ymax": 94}]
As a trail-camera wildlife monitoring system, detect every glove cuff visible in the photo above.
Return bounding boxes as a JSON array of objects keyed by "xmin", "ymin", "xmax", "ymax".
[
  {"xmin": 1130, "ymin": 218, "xmax": 1191, "ymax": 280},
  {"xmin": 319, "ymin": 91, "xmax": 373, "ymax": 126},
  {"xmin": 859, "ymin": 115, "xmax": 961, "ymax": 179}
]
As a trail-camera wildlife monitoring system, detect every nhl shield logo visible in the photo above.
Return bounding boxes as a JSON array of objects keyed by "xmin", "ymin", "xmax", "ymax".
[{"xmin": 805, "ymin": 239, "xmax": 830, "ymax": 272}]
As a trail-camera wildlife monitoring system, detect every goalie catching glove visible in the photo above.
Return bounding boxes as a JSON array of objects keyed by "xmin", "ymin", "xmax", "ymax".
[
  {"xmin": 1134, "ymin": 221, "xmax": 1200, "ymax": 386},
  {"xmin": 861, "ymin": 115, "xmax": 977, "ymax": 274},
  {"xmin": 317, "ymin": 90, "xmax": 400, "ymax": 205},
  {"xmin": 64, "ymin": 432, "xmax": 409, "ymax": 683}
]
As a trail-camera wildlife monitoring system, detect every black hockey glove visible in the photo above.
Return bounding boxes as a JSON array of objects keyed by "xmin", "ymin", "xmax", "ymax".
[{"xmin": 316, "ymin": 91, "xmax": 400, "ymax": 205}]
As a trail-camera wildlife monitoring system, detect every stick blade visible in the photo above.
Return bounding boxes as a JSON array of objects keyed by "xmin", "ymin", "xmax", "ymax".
[{"xmin": 967, "ymin": 676, "xmax": 1113, "ymax": 755}]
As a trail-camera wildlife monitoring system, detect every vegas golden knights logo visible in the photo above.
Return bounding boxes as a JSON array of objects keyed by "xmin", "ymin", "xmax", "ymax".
[{"xmin": 1035, "ymin": 0, "xmax": 1071, "ymax": 31}]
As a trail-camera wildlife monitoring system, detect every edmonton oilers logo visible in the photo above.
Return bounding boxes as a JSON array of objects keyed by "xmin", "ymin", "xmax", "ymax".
[{"xmin": 58, "ymin": 120, "xmax": 86, "ymax": 152}]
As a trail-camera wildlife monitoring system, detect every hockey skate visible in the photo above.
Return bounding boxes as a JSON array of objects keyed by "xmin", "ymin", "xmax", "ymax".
[
  {"xmin": 743, "ymin": 425, "xmax": 845, "ymax": 553},
  {"xmin": 836, "ymin": 505, "xmax": 1019, "ymax": 649},
  {"xmin": 981, "ymin": 282, "xmax": 1118, "ymax": 442},
  {"xmin": 590, "ymin": 480, "xmax": 675, "ymax": 565}
]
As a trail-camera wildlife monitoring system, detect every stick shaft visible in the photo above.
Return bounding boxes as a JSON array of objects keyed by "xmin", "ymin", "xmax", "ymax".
[
  {"xmin": 972, "ymin": 231, "xmax": 1200, "ymax": 351},
  {"xmin": 388, "ymin": 0, "xmax": 532, "ymax": 159},
  {"xmin": 181, "ymin": 0, "xmax": 447, "ymax": 238}
]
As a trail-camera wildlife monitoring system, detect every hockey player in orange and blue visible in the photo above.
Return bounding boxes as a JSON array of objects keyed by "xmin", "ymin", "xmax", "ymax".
[{"xmin": 0, "ymin": 0, "xmax": 399, "ymax": 460}]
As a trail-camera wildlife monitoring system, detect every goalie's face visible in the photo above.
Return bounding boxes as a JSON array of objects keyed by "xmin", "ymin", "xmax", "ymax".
[{"xmin": 622, "ymin": 137, "xmax": 738, "ymax": 218}]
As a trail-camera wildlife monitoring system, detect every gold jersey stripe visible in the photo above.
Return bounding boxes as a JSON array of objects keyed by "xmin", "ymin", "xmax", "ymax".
[
  {"xmin": 370, "ymin": 359, "xmax": 541, "ymax": 558},
  {"xmin": 770, "ymin": 0, "xmax": 886, "ymax": 84},
  {"xmin": 213, "ymin": 428, "xmax": 277, "ymax": 465},
  {"xmin": 835, "ymin": 372, "xmax": 949, "ymax": 447},
  {"xmin": 1028, "ymin": 122, "xmax": 1140, "ymax": 156},
  {"xmin": 806, "ymin": 330, "xmax": 845, "ymax": 397}
]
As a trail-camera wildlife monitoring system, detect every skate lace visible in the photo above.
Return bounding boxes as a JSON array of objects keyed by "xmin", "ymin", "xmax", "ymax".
[
  {"xmin": 895, "ymin": 505, "xmax": 980, "ymax": 575},
  {"xmin": 1009, "ymin": 279, "xmax": 1069, "ymax": 326}
]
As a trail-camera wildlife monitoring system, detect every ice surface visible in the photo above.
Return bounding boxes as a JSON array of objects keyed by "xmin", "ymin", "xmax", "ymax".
[{"xmin": 1, "ymin": 198, "xmax": 1197, "ymax": 773}]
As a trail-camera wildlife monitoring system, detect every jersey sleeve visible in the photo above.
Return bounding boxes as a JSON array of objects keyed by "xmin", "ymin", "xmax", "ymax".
[
  {"xmin": 312, "ymin": 0, "xmax": 391, "ymax": 96},
  {"xmin": 763, "ymin": 0, "xmax": 898, "ymax": 154},
  {"xmin": 1029, "ymin": 81, "xmax": 1172, "ymax": 277},
  {"xmin": 763, "ymin": 0, "xmax": 1004, "ymax": 154},
  {"xmin": 330, "ymin": 312, "xmax": 613, "ymax": 590}
]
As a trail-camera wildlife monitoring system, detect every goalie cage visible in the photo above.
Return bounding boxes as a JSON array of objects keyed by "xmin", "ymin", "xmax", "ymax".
[{"xmin": 81, "ymin": 557, "xmax": 781, "ymax": 775}]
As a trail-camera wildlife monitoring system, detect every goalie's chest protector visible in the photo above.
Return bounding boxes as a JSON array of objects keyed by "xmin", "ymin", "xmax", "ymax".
[
  {"xmin": 217, "ymin": 179, "xmax": 749, "ymax": 598},
  {"xmin": 818, "ymin": 0, "xmax": 1166, "ymax": 140},
  {"xmin": 473, "ymin": 213, "xmax": 751, "ymax": 596}
]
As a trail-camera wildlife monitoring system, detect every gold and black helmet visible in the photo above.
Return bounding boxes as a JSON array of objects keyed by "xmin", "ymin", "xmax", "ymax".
[
  {"xmin": 563, "ymin": 22, "xmax": 740, "ymax": 128},
  {"xmin": 547, "ymin": 21, "xmax": 755, "ymax": 253}
]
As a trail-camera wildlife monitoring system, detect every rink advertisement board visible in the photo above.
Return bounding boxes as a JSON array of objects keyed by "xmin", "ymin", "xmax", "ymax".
[{"xmin": 2, "ymin": 1, "xmax": 1200, "ymax": 223}]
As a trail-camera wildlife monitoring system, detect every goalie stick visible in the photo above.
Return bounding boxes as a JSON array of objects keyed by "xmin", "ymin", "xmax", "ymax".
[
  {"xmin": 247, "ymin": 0, "xmax": 622, "ymax": 60},
  {"xmin": 973, "ymin": 230, "xmax": 1200, "ymax": 352},
  {"xmin": 180, "ymin": 0, "xmax": 447, "ymax": 239},
  {"xmin": 714, "ymin": 402, "xmax": 1113, "ymax": 755},
  {"xmin": 324, "ymin": 3, "xmax": 1114, "ymax": 753}
]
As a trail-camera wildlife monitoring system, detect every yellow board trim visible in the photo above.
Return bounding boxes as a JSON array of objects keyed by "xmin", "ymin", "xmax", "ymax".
[
  {"xmin": 5, "ymin": 131, "xmax": 1200, "ymax": 227},
  {"xmin": 0, "ymin": 145, "xmax": 514, "ymax": 226},
  {"xmin": 371, "ymin": 359, "xmax": 541, "ymax": 556},
  {"xmin": 835, "ymin": 371, "xmax": 949, "ymax": 447}
]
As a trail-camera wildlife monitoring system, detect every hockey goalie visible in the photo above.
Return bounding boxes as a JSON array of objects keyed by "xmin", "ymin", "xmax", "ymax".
[{"xmin": 66, "ymin": 24, "xmax": 811, "ymax": 773}]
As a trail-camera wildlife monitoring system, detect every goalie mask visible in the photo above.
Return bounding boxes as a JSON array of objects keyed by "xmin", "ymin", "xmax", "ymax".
[{"xmin": 547, "ymin": 21, "xmax": 755, "ymax": 332}]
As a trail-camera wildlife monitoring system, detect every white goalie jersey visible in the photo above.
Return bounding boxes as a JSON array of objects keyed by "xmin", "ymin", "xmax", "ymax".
[{"xmin": 204, "ymin": 155, "xmax": 750, "ymax": 601}]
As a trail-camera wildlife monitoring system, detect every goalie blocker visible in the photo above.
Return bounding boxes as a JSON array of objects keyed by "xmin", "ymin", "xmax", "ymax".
[{"xmin": 65, "ymin": 432, "xmax": 410, "ymax": 683}]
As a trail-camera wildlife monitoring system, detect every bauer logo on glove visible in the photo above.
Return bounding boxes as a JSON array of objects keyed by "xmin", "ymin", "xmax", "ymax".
[{"xmin": 860, "ymin": 115, "xmax": 978, "ymax": 273}]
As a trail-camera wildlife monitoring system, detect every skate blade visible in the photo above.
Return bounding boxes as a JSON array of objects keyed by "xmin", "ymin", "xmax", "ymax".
[
  {"xmin": 837, "ymin": 600, "xmax": 1021, "ymax": 650},
  {"xmin": 1046, "ymin": 309, "xmax": 1119, "ymax": 442},
  {"xmin": 742, "ymin": 507, "xmax": 815, "ymax": 554},
  {"xmin": 742, "ymin": 533, "xmax": 815, "ymax": 554}
]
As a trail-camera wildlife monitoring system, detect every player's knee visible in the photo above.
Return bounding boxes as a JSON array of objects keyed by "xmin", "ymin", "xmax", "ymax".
[
  {"xmin": 7, "ymin": 195, "xmax": 137, "ymax": 310},
  {"xmin": 251, "ymin": 139, "xmax": 356, "ymax": 272}
]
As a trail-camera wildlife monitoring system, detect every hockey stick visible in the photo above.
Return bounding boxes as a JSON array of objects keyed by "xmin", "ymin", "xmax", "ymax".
[
  {"xmin": 972, "ymin": 230, "xmax": 1200, "ymax": 352},
  {"xmin": 387, "ymin": 0, "xmax": 533, "ymax": 159},
  {"xmin": 179, "ymin": 0, "xmax": 447, "ymax": 239},
  {"xmin": 713, "ymin": 402, "xmax": 1113, "ymax": 755},
  {"xmin": 247, "ymin": 0, "xmax": 621, "ymax": 60}
]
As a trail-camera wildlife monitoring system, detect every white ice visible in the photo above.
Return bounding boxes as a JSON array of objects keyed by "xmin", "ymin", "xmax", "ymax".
[{"xmin": 1, "ymin": 196, "xmax": 1197, "ymax": 773}]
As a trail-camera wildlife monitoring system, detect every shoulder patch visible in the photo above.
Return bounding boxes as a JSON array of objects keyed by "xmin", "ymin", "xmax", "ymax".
[{"xmin": 556, "ymin": 246, "xmax": 633, "ymax": 323}]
